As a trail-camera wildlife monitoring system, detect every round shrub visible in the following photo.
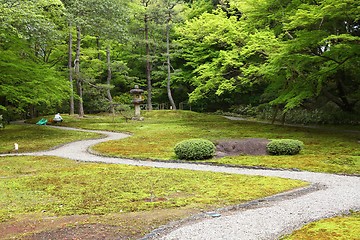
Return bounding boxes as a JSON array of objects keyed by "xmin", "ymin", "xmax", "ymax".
[
  {"xmin": 174, "ymin": 139, "xmax": 215, "ymax": 160},
  {"xmin": 266, "ymin": 139, "xmax": 304, "ymax": 155}
]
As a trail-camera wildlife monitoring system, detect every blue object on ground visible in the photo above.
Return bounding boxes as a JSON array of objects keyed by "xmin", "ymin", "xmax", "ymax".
[
  {"xmin": 206, "ymin": 212, "xmax": 221, "ymax": 218},
  {"xmin": 36, "ymin": 118, "xmax": 48, "ymax": 125}
]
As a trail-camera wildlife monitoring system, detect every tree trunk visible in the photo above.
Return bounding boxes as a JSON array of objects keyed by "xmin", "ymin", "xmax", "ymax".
[
  {"xmin": 106, "ymin": 45, "xmax": 115, "ymax": 115},
  {"xmin": 322, "ymin": 88, "xmax": 355, "ymax": 113},
  {"xmin": 97, "ymin": 36, "xmax": 101, "ymax": 60},
  {"xmin": 281, "ymin": 111, "xmax": 287, "ymax": 125},
  {"xmin": 145, "ymin": 11, "xmax": 153, "ymax": 110},
  {"xmin": 322, "ymin": 71, "xmax": 355, "ymax": 113},
  {"xmin": 335, "ymin": 72, "xmax": 354, "ymax": 112},
  {"xmin": 166, "ymin": 13, "xmax": 176, "ymax": 110},
  {"xmin": 68, "ymin": 22, "xmax": 74, "ymax": 115},
  {"xmin": 271, "ymin": 105, "xmax": 279, "ymax": 124},
  {"xmin": 75, "ymin": 26, "xmax": 84, "ymax": 117}
]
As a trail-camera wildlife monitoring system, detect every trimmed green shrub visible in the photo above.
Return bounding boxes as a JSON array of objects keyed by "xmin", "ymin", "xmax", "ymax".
[
  {"xmin": 266, "ymin": 139, "xmax": 304, "ymax": 155},
  {"xmin": 174, "ymin": 139, "xmax": 215, "ymax": 160}
]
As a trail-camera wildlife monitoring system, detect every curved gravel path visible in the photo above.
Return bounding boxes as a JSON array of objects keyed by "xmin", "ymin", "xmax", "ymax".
[{"xmin": 1, "ymin": 125, "xmax": 360, "ymax": 240}]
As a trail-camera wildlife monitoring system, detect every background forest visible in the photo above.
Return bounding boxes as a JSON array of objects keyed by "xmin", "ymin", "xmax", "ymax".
[{"xmin": 1, "ymin": 0, "xmax": 359, "ymax": 124}]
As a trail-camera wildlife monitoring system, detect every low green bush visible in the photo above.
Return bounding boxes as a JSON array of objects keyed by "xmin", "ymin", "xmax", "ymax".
[
  {"xmin": 267, "ymin": 139, "xmax": 304, "ymax": 155},
  {"xmin": 174, "ymin": 138, "xmax": 215, "ymax": 160}
]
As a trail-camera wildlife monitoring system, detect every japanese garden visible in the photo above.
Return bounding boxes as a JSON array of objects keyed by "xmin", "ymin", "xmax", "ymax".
[{"xmin": 0, "ymin": 0, "xmax": 359, "ymax": 239}]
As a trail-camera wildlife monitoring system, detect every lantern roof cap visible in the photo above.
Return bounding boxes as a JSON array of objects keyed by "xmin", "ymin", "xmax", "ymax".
[{"xmin": 130, "ymin": 85, "xmax": 144, "ymax": 94}]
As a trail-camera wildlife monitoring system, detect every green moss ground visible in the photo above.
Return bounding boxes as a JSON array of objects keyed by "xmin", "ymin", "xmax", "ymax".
[
  {"xmin": 0, "ymin": 124, "xmax": 100, "ymax": 153},
  {"xmin": 54, "ymin": 111, "xmax": 359, "ymax": 175},
  {"xmin": 282, "ymin": 212, "xmax": 360, "ymax": 240},
  {"xmin": 0, "ymin": 155, "xmax": 306, "ymax": 239},
  {"xmin": 1, "ymin": 111, "xmax": 358, "ymax": 238}
]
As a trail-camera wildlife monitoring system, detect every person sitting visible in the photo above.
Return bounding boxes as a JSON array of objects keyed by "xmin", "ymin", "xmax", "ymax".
[{"xmin": 53, "ymin": 113, "xmax": 63, "ymax": 123}]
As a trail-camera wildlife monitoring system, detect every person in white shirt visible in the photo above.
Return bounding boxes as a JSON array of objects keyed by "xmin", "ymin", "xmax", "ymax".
[{"xmin": 53, "ymin": 113, "xmax": 63, "ymax": 122}]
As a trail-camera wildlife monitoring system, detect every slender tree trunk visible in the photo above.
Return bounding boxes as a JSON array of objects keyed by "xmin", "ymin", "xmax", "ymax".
[
  {"xmin": 322, "ymin": 71, "xmax": 356, "ymax": 113},
  {"xmin": 166, "ymin": 13, "xmax": 176, "ymax": 110},
  {"xmin": 336, "ymin": 71, "xmax": 354, "ymax": 112},
  {"xmin": 29, "ymin": 105, "xmax": 35, "ymax": 119},
  {"xmin": 271, "ymin": 106, "xmax": 279, "ymax": 124},
  {"xmin": 68, "ymin": 22, "xmax": 74, "ymax": 115},
  {"xmin": 75, "ymin": 26, "xmax": 84, "ymax": 117},
  {"xmin": 97, "ymin": 36, "xmax": 101, "ymax": 60},
  {"xmin": 106, "ymin": 45, "xmax": 115, "ymax": 115},
  {"xmin": 281, "ymin": 111, "xmax": 286, "ymax": 125},
  {"xmin": 145, "ymin": 12, "xmax": 153, "ymax": 110}
]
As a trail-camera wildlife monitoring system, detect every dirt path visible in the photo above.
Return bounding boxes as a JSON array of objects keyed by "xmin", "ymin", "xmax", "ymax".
[{"xmin": 2, "ymin": 125, "xmax": 360, "ymax": 240}]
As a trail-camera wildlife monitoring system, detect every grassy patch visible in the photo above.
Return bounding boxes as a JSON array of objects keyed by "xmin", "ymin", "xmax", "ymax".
[
  {"xmin": 282, "ymin": 211, "xmax": 360, "ymax": 240},
  {"xmin": 0, "ymin": 155, "xmax": 306, "ymax": 239},
  {"xmin": 58, "ymin": 111, "xmax": 360, "ymax": 174},
  {"xmin": 0, "ymin": 124, "xmax": 100, "ymax": 153}
]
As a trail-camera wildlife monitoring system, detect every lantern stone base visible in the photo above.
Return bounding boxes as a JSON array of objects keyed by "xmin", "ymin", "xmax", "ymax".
[
  {"xmin": 130, "ymin": 85, "xmax": 144, "ymax": 120},
  {"xmin": 134, "ymin": 105, "xmax": 141, "ymax": 117},
  {"xmin": 131, "ymin": 116, "xmax": 144, "ymax": 121}
]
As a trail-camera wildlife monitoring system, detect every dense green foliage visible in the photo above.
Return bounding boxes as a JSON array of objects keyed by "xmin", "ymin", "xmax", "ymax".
[
  {"xmin": 174, "ymin": 138, "xmax": 216, "ymax": 160},
  {"xmin": 1, "ymin": 0, "xmax": 359, "ymax": 123},
  {"xmin": 177, "ymin": 0, "xmax": 360, "ymax": 116},
  {"xmin": 266, "ymin": 139, "xmax": 304, "ymax": 155}
]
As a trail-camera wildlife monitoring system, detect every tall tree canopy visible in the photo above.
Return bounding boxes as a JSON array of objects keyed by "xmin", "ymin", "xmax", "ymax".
[
  {"xmin": 173, "ymin": 0, "xmax": 360, "ymax": 112},
  {"xmin": 1, "ymin": 0, "xmax": 359, "ymax": 121},
  {"xmin": 0, "ymin": 0, "xmax": 69, "ymax": 116},
  {"xmin": 236, "ymin": 0, "xmax": 360, "ymax": 112}
]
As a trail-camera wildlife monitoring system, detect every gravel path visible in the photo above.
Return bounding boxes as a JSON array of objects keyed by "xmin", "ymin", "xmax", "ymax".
[{"xmin": 2, "ymin": 125, "xmax": 360, "ymax": 240}]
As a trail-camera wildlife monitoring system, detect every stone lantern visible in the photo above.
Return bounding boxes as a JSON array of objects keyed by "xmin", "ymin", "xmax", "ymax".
[{"xmin": 130, "ymin": 85, "xmax": 144, "ymax": 119}]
